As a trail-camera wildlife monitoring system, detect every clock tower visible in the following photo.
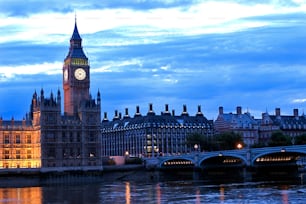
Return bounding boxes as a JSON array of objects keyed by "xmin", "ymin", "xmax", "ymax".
[{"xmin": 63, "ymin": 20, "xmax": 90, "ymax": 116}]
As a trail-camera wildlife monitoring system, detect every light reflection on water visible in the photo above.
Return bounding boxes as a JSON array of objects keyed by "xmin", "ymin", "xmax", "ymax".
[
  {"xmin": 0, "ymin": 187, "xmax": 42, "ymax": 204},
  {"xmin": 125, "ymin": 181, "xmax": 130, "ymax": 204},
  {"xmin": 0, "ymin": 178, "xmax": 306, "ymax": 203}
]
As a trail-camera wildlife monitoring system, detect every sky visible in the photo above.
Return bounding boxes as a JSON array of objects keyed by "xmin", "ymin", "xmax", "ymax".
[{"xmin": 0, "ymin": 0, "xmax": 306, "ymax": 121}]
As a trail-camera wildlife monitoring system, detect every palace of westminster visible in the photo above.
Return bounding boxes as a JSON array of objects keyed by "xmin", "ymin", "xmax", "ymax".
[{"xmin": 1, "ymin": 21, "xmax": 306, "ymax": 171}]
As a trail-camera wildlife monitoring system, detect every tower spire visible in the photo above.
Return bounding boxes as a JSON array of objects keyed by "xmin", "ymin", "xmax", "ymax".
[
  {"xmin": 71, "ymin": 15, "xmax": 81, "ymax": 41},
  {"xmin": 66, "ymin": 17, "xmax": 87, "ymax": 59}
]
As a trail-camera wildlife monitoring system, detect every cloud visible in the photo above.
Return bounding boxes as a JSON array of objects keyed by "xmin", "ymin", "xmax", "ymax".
[
  {"xmin": 1, "ymin": 1, "xmax": 306, "ymax": 46},
  {"xmin": 292, "ymin": 99, "xmax": 306, "ymax": 103},
  {"xmin": 92, "ymin": 58, "xmax": 143, "ymax": 73},
  {"xmin": 0, "ymin": 62, "xmax": 62, "ymax": 81},
  {"xmin": 1, "ymin": 0, "xmax": 306, "ymax": 120}
]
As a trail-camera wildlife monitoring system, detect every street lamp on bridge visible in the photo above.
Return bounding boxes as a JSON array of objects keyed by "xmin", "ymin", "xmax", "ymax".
[
  {"xmin": 237, "ymin": 143, "xmax": 243, "ymax": 150},
  {"xmin": 194, "ymin": 144, "xmax": 199, "ymax": 152}
]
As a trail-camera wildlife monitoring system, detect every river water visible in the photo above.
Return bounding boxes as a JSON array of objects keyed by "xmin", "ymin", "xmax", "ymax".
[{"xmin": 0, "ymin": 173, "xmax": 306, "ymax": 203}]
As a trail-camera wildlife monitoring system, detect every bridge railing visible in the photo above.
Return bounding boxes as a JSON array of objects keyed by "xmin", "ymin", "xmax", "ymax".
[{"xmin": 145, "ymin": 145, "xmax": 306, "ymax": 169}]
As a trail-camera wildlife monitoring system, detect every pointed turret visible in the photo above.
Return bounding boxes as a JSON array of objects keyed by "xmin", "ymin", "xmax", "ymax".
[
  {"xmin": 32, "ymin": 90, "xmax": 38, "ymax": 108},
  {"xmin": 50, "ymin": 91, "xmax": 54, "ymax": 101},
  {"xmin": 30, "ymin": 90, "xmax": 38, "ymax": 120},
  {"xmin": 97, "ymin": 90, "xmax": 101, "ymax": 105},
  {"xmin": 71, "ymin": 21, "xmax": 82, "ymax": 41},
  {"xmin": 57, "ymin": 89, "xmax": 61, "ymax": 101},
  {"xmin": 56, "ymin": 89, "xmax": 61, "ymax": 113},
  {"xmin": 40, "ymin": 88, "xmax": 44, "ymax": 102}
]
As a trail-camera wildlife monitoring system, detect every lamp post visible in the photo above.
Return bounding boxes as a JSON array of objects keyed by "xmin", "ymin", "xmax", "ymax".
[
  {"xmin": 124, "ymin": 151, "xmax": 130, "ymax": 165},
  {"xmin": 194, "ymin": 144, "xmax": 198, "ymax": 152},
  {"xmin": 237, "ymin": 143, "xmax": 243, "ymax": 150},
  {"xmin": 193, "ymin": 144, "xmax": 199, "ymax": 169}
]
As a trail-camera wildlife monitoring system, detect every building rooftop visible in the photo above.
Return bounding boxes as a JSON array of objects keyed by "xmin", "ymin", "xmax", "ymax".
[{"xmin": 101, "ymin": 104, "xmax": 213, "ymax": 130}]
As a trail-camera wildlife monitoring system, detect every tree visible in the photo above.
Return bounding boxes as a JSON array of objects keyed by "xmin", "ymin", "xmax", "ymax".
[
  {"xmin": 268, "ymin": 131, "xmax": 292, "ymax": 147},
  {"xmin": 215, "ymin": 132, "xmax": 244, "ymax": 150},
  {"xmin": 294, "ymin": 134, "xmax": 306, "ymax": 145},
  {"xmin": 251, "ymin": 142, "xmax": 267, "ymax": 148},
  {"xmin": 186, "ymin": 133, "xmax": 212, "ymax": 151}
]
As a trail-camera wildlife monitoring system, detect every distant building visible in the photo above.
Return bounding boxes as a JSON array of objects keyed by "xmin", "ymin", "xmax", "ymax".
[
  {"xmin": 214, "ymin": 106, "xmax": 259, "ymax": 147},
  {"xmin": 0, "ymin": 21, "xmax": 102, "ymax": 171},
  {"xmin": 215, "ymin": 106, "xmax": 306, "ymax": 147},
  {"xmin": 101, "ymin": 104, "xmax": 214, "ymax": 157},
  {"xmin": 259, "ymin": 108, "xmax": 306, "ymax": 145}
]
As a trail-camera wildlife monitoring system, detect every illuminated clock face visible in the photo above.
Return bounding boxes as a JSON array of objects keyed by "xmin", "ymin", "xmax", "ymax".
[
  {"xmin": 64, "ymin": 69, "xmax": 68, "ymax": 82},
  {"xmin": 74, "ymin": 68, "xmax": 86, "ymax": 80}
]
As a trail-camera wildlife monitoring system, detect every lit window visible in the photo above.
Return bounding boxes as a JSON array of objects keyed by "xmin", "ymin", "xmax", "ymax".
[
  {"xmin": 4, "ymin": 150, "xmax": 9, "ymax": 159},
  {"xmin": 16, "ymin": 150, "xmax": 20, "ymax": 159},
  {"xmin": 26, "ymin": 135, "xmax": 31, "ymax": 144},
  {"xmin": 27, "ymin": 150, "xmax": 32, "ymax": 159},
  {"xmin": 89, "ymin": 148, "xmax": 96, "ymax": 158}
]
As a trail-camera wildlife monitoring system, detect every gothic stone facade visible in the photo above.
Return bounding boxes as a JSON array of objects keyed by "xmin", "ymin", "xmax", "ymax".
[
  {"xmin": 0, "ymin": 118, "xmax": 41, "ymax": 169},
  {"xmin": 0, "ymin": 21, "xmax": 102, "ymax": 171}
]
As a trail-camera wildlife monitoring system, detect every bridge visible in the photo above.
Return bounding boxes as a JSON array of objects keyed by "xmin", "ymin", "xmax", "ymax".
[{"xmin": 145, "ymin": 145, "xmax": 306, "ymax": 171}]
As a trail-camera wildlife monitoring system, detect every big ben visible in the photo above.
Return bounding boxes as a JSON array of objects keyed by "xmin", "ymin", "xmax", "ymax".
[
  {"xmin": 63, "ymin": 20, "xmax": 90, "ymax": 116},
  {"xmin": 0, "ymin": 19, "xmax": 102, "ymax": 171}
]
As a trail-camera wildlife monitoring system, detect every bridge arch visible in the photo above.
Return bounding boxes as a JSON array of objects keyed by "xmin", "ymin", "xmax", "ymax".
[
  {"xmin": 252, "ymin": 147, "xmax": 306, "ymax": 166},
  {"xmin": 199, "ymin": 153, "xmax": 248, "ymax": 169},
  {"xmin": 159, "ymin": 157, "xmax": 195, "ymax": 169}
]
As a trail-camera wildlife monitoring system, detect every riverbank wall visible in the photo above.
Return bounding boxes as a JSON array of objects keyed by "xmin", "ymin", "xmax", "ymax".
[
  {"xmin": 0, "ymin": 165, "xmax": 148, "ymax": 187},
  {"xmin": 0, "ymin": 163, "xmax": 305, "ymax": 188}
]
